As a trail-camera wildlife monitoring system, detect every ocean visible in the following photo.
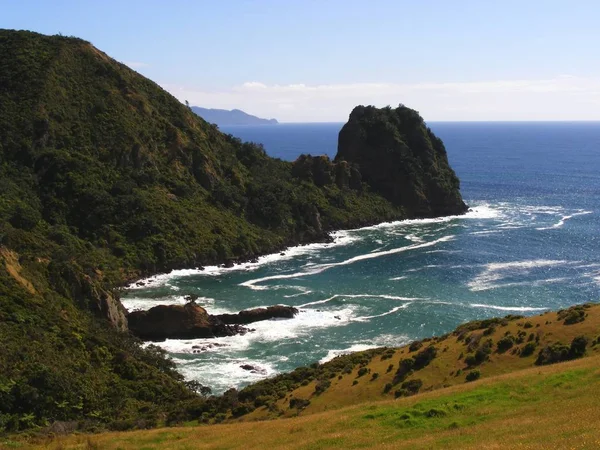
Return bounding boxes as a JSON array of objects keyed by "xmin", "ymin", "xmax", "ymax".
[{"xmin": 124, "ymin": 122, "xmax": 600, "ymax": 394}]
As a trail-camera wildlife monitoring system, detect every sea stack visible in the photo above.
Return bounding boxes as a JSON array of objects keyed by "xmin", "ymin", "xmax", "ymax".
[{"xmin": 336, "ymin": 105, "xmax": 468, "ymax": 217}]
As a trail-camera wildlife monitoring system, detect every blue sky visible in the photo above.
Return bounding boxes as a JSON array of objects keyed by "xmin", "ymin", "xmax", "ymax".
[{"xmin": 2, "ymin": 0, "xmax": 600, "ymax": 121}]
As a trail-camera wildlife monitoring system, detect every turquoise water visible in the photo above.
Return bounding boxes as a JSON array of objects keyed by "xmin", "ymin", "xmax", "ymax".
[{"xmin": 123, "ymin": 122, "xmax": 600, "ymax": 393}]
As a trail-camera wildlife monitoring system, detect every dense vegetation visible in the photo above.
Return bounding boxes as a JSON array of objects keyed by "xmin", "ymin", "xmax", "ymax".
[{"xmin": 0, "ymin": 29, "xmax": 466, "ymax": 433}]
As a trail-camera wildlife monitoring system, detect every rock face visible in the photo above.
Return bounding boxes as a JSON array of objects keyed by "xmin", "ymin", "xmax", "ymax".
[
  {"xmin": 336, "ymin": 105, "xmax": 468, "ymax": 217},
  {"xmin": 127, "ymin": 303, "xmax": 298, "ymax": 341},
  {"xmin": 216, "ymin": 305, "xmax": 299, "ymax": 324}
]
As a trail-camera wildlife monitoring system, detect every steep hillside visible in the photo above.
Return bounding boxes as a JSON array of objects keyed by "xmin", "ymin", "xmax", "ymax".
[
  {"xmin": 0, "ymin": 29, "xmax": 466, "ymax": 433},
  {"xmin": 191, "ymin": 107, "xmax": 278, "ymax": 126}
]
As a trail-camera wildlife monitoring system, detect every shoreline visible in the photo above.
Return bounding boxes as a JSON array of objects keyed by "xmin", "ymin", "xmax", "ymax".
[{"xmin": 123, "ymin": 206, "xmax": 482, "ymax": 294}]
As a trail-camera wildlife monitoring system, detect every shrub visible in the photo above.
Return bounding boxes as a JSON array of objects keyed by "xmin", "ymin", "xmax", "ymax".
[
  {"xmin": 357, "ymin": 367, "xmax": 369, "ymax": 378},
  {"xmin": 535, "ymin": 343, "xmax": 570, "ymax": 366},
  {"xmin": 401, "ymin": 379, "xmax": 423, "ymax": 395},
  {"xmin": 569, "ymin": 336, "xmax": 588, "ymax": 359},
  {"xmin": 524, "ymin": 321, "xmax": 534, "ymax": 329},
  {"xmin": 521, "ymin": 342, "xmax": 537, "ymax": 357},
  {"xmin": 465, "ymin": 370, "xmax": 481, "ymax": 382},
  {"xmin": 383, "ymin": 383, "xmax": 393, "ymax": 394},
  {"xmin": 393, "ymin": 358, "xmax": 414, "ymax": 384},
  {"xmin": 352, "ymin": 380, "xmax": 358, "ymax": 386},
  {"xmin": 413, "ymin": 346, "xmax": 437, "ymax": 370},
  {"xmin": 314, "ymin": 379, "xmax": 331, "ymax": 395},
  {"xmin": 497, "ymin": 335, "xmax": 515, "ymax": 353},
  {"xmin": 370, "ymin": 372, "xmax": 379, "ymax": 381},
  {"xmin": 386, "ymin": 364, "xmax": 394, "ymax": 373},
  {"xmin": 409, "ymin": 341, "xmax": 423, "ymax": 352},
  {"xmin": 535, "ymin": 336, "xmax": 588, "ymax": 366},
  {"xmin": 558, "ymin": 305, "xmax": 589, "ymax": 325}
]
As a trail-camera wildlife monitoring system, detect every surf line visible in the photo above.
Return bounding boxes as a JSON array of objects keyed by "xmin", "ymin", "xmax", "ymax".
[{"xmin": 240, "ymin": 235, "xmax": 455, "ymax": 291}]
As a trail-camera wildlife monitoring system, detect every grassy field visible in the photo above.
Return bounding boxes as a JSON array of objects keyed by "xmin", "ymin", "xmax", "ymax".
[{"xmin": 8, "ymin": 353, "xmax": 600, "ymax": 449}]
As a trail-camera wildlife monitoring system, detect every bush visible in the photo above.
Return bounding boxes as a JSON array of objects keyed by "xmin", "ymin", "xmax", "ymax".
[
  {"xmin": 535, "ymin": 336, "xmax": 588, "ymax": 365},
  {"xmin": 393, "ymin": 358, "xmax": 414, "ymax": 384},
  {"xmin": 383, "ymin": 383, "xmax": 393, "ymax": 394},
  {"xmin": 497, "ymin": 335, "xmax": 515, "ymax": 353},
  {"xmin": 413, "ymin": 346, "xmax": 437, "ymax": 370},
  {"xmin": 520, "ymin": 342, "xmax": 537, "ymax": 357},
  {"xmin": 569, "ymin": 336, "xmax": 588, "ymax": 359},
  {"xmin": 409, "ymin": 341, "xmax": 423, "ymax": 352},
  {"xmin": 465, "ymin": 370, "xmax": 481, "ymax": 382},
  {"xmin": 558, "ymin": 305, "xmax": 589, "ymax": 325},
  {"xmin": 357, "ymin": 367, "xmax": 369, "ymax": 378},
  {"xmin": 314, "ymin": 379, "xmax": 331, "ymax": 395},
  {"xmin": 401, "ymin": 379, "xmax": 423, "ymax": 395},
  {"xmin": 370, "ymin": 372, "xmax": 379, "ymax": 381}
]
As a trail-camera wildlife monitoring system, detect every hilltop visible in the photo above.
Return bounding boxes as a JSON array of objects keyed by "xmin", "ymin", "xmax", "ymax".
[
  {"xmin": 0, "ymin": 29, "xmax": 465, "ymax": 433},
  {"xmin": 190, "ymin": 107, "xmax": 278, "ymax": 126}
]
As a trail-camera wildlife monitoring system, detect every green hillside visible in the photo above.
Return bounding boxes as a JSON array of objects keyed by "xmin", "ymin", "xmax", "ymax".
[{"xmin": 0, "ymin": 29, "xmax": 466, "ymax": 433}]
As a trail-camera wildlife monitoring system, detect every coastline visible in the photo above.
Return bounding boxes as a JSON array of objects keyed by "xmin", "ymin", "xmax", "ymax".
[{"xmin": 123, "ymin": 205, "xmax": 484, "ymax": 295}]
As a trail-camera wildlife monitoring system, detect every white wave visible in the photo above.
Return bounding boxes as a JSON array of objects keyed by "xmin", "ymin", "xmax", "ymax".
[
  {"xmin": 470, "ymin": 229, "xmax": 505, "ymax": 235},
  {"xmin": 353, "ymin": 303, "xmax": 412, "ymax": 322},
  {"xmin": 283, "ymin": 288, "xmax": 313, "ymax": 298},
  {"xmin": 241, "ymin": 235, "xmax": 455, "ymax": 291},
  {"xmin": 467, "ymin": 260, "xmax": 574, "ymax": 292},
  {"xmin": 389, "ymin": 276, "xmax": 408, "ymax": 281},
  {"xmin": 536, "ymin": 210, "xmax": 593, "ymax": 230},
  {"xmin": 298, "ymin": 294, "xmax": 422, "ymax": 308},
  {"xmin": 355, "ymin": 204, "xmax": 501, "ymax": 232},
  {"xmin": 470, "ymin": 304, "xmax": 548, "ymax": 312},
  {"xmin": 126, "ymin": 229, "xmax": 360, "ymax": 290},
  {"xmin": 405, "ymin": 234, "xmax": 424, "ymax": 243}
]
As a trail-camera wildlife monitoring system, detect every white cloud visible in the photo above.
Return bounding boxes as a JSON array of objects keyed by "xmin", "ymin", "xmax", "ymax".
[{"xmin": 162, "ymin": 76, "xmax": 600, "ymax": 122}]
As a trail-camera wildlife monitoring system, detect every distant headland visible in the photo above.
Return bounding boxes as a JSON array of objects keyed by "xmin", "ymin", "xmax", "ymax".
[{"xmin": 191, "ymin": 106, "xmax": 279, "ymax": 126}]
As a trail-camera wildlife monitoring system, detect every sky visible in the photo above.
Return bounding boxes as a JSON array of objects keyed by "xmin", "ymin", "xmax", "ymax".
[{"xmin": 2, "ymin": 0, "xmax": 600, "ymax": 122}]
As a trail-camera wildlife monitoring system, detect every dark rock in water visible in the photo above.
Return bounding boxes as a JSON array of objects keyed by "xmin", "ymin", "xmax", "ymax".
[
  {"xmin": 280, "ymin": 252, "xmax": 286, "ymax": 256},
  {"xmin": 334, "ymin": 315, "xmax": 341, "ymax": 320},
  {"xmin": 249, "ymin": 257, "xmax": 259, "ymax": 263},
  {"xmin": 128, "ymin": 303, "xmax": 247, "ymax": 341},
  {"xmin": 336, "ymin": 105, "xmax": 468, "ymax": 217},
  {"xmin": 223, "ymin": 260, "xmax": 235, "ymax": 268},
  {"xmin": 240, "ymin": 364, "xmax": 256, "ymax": 371},
  {"xmin": 129, "ymin": 304, "xmax": 296, "ymax": 341},
  {"xmin": 216, "ymin": 305, "xmax": 299, "ymax": 325}
]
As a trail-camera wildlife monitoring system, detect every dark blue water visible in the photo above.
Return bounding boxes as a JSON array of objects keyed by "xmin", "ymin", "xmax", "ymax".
[{"xmin": 126, "ymin": 122, "xmax": 600, "ymax": 393}]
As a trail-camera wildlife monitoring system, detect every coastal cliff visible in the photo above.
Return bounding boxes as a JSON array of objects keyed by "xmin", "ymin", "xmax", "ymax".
[
  {"xmin": 0, "ymin": 29, "xmax": 466, "ymax": 432},
  {"xmin": 336, "ymin": 105, "xmax": 467, "ymax": 217}
]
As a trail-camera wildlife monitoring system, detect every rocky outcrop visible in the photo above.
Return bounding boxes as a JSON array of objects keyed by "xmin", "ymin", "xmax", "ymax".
[
  {"xmin": 216, "ymin": 305, "xmax": 299, "ymax": 325},
  {"xmin": 127, "ymin": 303, "xmax": 298, "ymax": 341},
  {"xmin": 336, "ymin": 105, "xmax": 468, "ymax": 217}
]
